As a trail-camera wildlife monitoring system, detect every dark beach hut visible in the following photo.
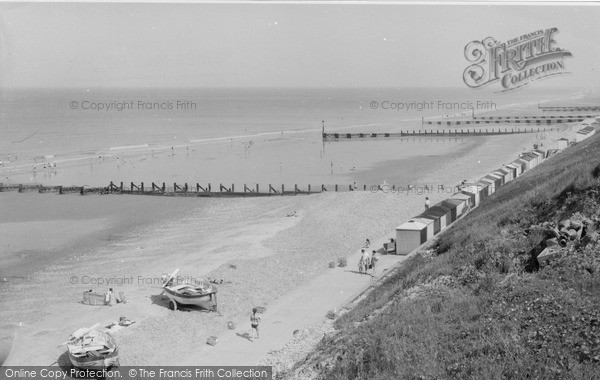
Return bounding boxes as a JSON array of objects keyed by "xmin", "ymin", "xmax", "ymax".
[
  {"xmin": 459, "ymin": 191, "xmax": 477, "ymax": 208},
  {"xmin": 520, "ymin": 153, "xmax": 537, "ymax": 169},
  {"xmin": 492, "ymin": 170, "xmax": 506, "ymax": 186},
  {"xmin": 440, "ymin": 199, "xmax": 461, "ymax": 223},
  {"xmin": 474, "ymin": 181, "xmax": 490, "ymax": 201},
  {"xmin": 420, "ymin": 205, "xmax": 451, "ymax": 234},
  {"xmin": 514, "ymin": 158, "xmax": 528, "ymax": 173},
  {"xmin": 504, "ymin": 163, "xmax": 520, "ymax": 178},
  {"xmin": 460, "ymin": 184, "xmax": 483, "ymax": 207},
  {"xmin": 450, "ymin": 193, "xmax": 472, "ymax": 218},
  {"xmin": 479, "ymin": 177, "xmax": 496, "ymax": 195},
  {"xmin": 497, "ymin": 167, "xmax": 513, "ymax": 183}
]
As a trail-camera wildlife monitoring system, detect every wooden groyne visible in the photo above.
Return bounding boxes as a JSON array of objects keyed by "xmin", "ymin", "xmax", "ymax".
[
  {"xmin": 323, "ymin": 127, "xmax": 554, "ymax": 141},
  {"xmin": 0, "ymin": 182, "xmax": 380, "ymax": 197},
  {"xmin": 108, "ymin": 181, "xmax": 331, "ymax": 196},
  {"xmin": 0, "ymin": 184, "xmax": 106, "ymax": 195},
  {"xmin": 539, "ymin": 106, "xmax": 600, "ymax": 112},
  {"xmin": 422, "ymin": 115, "xmax": 593, "ymax": 126}
]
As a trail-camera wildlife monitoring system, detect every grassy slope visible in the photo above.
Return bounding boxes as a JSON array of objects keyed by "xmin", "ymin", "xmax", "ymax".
[{"xmin": 286, "ymin": 133, "xmax": 600, "ymax": 380}]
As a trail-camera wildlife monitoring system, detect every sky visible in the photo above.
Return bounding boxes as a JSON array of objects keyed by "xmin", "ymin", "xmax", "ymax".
[{"xmin": 0, "ymin": 2, "xmax": 599, "ymax": 89}]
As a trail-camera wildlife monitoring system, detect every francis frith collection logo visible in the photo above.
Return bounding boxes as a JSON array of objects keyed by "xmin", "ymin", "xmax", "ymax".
[{"xmin": 463, "ymin": 28, "xmax": 572, "ymax": 91}]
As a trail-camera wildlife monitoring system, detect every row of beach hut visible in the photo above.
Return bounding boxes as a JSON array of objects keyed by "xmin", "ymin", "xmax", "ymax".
[
  {"xmin": 394, "ymin": 148, "xmax": 547, "ymax": 255},
  {"xmin": 576, "ymin": 121, "xmax": 597, "ymax": 143}
]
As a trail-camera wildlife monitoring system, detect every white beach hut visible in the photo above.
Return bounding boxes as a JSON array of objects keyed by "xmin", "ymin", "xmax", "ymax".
[
  {"xmin": 532, "ymin": 150, "xmax": 545, "ymax": 166},
  {"xmin": 576, "ymin": 126, "xmax": 596, "ymax": 142},
  {"xmin": 534, "ymin": 148, "xmax": 547, "ymax": 161},
  {"xmin": 412, "ymin": 217, "xmax": 436, "ymax": 240},
  {"xmin": 395, "ymin": 219, "xmax": 429, "ymax": 255},
  {"xmin": 557, "ymin": 138, "xmax": 569, "ymax": 150}
]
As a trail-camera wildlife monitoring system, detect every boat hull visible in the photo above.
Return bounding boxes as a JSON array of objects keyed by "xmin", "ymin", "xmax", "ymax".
[
  {"xmin": 68, "ymin": 348, "xmax": 120, "ymax": 370},
  {"xmin": 67, "ymin": 329, "xmax": 119, "ymax": 370},
  {"xmin": 163, "ymin": 287, "xmax": 217, "ymax": 311}
]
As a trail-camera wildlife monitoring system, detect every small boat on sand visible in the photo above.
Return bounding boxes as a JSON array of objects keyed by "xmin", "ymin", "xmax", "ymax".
[
  {"xmin": 161, "ymin": 269, "xmax": 218, "ymax": 312},
  {"xmin": 65, "ymin": 324, "xmax": 119, "ymax": 369}
]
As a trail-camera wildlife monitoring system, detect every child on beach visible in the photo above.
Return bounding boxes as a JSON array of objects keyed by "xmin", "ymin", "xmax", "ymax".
[{"xmin": 250, "ymin": 308, "xmax": 261, "ymax": 339}]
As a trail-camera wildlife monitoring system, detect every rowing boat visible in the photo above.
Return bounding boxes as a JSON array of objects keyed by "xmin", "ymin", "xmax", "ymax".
[{"xmin": 66, "ymin": 326, "xmax": 119, "ymax": 369}]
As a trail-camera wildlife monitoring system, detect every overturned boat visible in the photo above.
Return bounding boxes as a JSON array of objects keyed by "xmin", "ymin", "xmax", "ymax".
[
  {"xmin": 162, "ymin": 269, "xmax": 218, "ymax": 311},
  {"xmin": 66, "ymin": 325, "xmax": 119, "ymax": 369}
]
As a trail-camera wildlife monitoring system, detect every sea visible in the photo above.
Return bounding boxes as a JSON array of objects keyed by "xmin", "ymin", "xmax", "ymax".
[{"xmin": 0, "ymin": 86, "xmax": 593, "ymax": 187}]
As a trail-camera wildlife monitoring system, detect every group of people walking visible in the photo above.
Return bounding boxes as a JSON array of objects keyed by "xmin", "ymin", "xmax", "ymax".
[{"xmin": 358, "ymin": 239, "xmax": 378, "ymax": 275}]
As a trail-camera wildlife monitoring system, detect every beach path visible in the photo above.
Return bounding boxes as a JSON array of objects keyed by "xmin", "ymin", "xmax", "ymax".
[{"xmin": 183, "ymin": 232, "xmax": 407, "ymax": 366}]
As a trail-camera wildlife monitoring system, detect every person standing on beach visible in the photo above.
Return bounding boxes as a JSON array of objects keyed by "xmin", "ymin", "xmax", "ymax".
[
  {"xmin": 360, "ymin": 249, "xmax": 370, "ymax": 274},
  {"xmin": 105, "ymin": 288, "xmax": 113, "ymax": 306},
  {"xmin": 250, "ymin": 308, "xmax": 261, "ymax": 339},
  {"xmin": 370, "ymin": 250, "xmax": 378, "ymax": 275},
  {"xmin": 425, "ymin": 197, "xmax": 430, "ymax": 210}
]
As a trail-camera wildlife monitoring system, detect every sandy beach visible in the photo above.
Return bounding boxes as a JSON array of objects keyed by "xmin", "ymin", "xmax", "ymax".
[
  {"xmin": 2, "ymin": 1, "xmax": 599, "ymax": 377},
  {"xmin": 0, "ymin": 126, "xmax": 578, "ymax": 370}
]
